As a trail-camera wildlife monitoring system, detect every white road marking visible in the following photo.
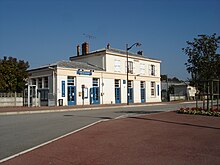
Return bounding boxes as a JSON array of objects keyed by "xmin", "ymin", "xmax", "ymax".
[{"xmin": 0, "ymin": 119, "xmax": 109, "ymax": 163}]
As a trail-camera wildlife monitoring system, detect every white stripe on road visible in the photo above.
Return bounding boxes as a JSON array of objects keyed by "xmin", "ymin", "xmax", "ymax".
[{"xmin": 0, "ymin": 119, "xmax": 109, "ymax": 164}]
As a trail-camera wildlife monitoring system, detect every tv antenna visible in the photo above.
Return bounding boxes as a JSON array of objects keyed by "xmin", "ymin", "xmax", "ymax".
[{"xmin": 83, "ymin": 33, "xmax": 96, "ymax": 41}]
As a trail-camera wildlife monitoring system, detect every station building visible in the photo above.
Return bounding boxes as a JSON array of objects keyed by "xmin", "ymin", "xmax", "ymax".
[{"xmin": 27, "ymin": 43, "xmax": 161, "ymax": 106}]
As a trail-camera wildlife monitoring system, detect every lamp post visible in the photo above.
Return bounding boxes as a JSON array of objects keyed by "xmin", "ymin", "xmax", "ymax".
[{"xmin": 126, "ymin": 42, "xmax": 141, "ymax": 105}]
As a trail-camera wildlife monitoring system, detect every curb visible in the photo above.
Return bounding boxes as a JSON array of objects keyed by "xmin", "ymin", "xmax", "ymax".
[{"xmin": 0, "ymin": 101, "xmax": 196, "ymax": 116}]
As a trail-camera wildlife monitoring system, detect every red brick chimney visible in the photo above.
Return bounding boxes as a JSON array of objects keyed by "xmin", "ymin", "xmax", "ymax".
[{"xmin": 82, "ymin": 42, "xmax": 89, "ymax": 55}]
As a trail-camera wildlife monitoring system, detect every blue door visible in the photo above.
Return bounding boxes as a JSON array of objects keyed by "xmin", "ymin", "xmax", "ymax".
[
  {"xmin": 90, "ymin": 87, "xmax": 100, "ymax": 104},
  {"xmin": 128, "ymin": 88, "xmax": 133, "ymax": 103},
  {"xmin": 115, "ymin": 87, "xmax": 121, "ymax": 103},
  {"xmin": 141, "ymin": 88, "xmax": 145, "ymax": 103},
  {"xmin": 68, "ymin": 86, "xmax": 76, "ymax": 105}
]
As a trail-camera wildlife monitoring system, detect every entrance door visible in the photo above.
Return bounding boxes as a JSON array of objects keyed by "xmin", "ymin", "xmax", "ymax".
[
  {"xmin": 128, "ymin": 88, "xmax": 133, "ymax": 103},
  {"xmin": 90, "ymin": 87, "xmax": 100, "ymax": 104},
  {"xmin": 141, "ymin": 88, "xmax": 145, "ymax": 102},
  {"xmin": 115, "ymin": 79, "xmax": 121, "ymax": 104},
  {"xmin": 128, "ymin": 80, "xmax": 133, "ymax": 103},
  {"xmin": 115, "ymin": 88, "xmax": 121, "ymax": 103},
  {"xmin": 140, "ymin": 81, "xmax": 146, "ymax": 103},
  {"xmin": 68, "ymin": 86, "xmax": 76, "ymax": 105}
]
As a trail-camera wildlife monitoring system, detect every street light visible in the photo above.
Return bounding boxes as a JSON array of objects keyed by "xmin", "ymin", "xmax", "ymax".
[{"xmin": 126, "ymin": 42, "xmax": 141, "ymax": 105}]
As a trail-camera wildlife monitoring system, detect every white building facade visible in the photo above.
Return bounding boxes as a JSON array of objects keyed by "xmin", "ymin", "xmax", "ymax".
[{"xmin": 27, "ymin": 43, "xmax": 161, "ymax": 106}]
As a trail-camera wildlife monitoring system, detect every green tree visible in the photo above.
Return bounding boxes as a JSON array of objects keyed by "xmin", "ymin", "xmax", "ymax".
[
  {"xmin": 160, "ymin": 74, "xmax": 168, "ymax": 81},
  {"xmin": 183, "ymin": 33, "xmax": 220, "ymax": 85},
  {"xmin": 0, "ymin": 56, "xmax": 29, "ymax": 93}
]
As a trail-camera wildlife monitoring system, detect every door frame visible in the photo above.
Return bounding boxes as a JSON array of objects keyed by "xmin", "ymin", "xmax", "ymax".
[
  {"xmin": 68, "ymin": 86, "xmax": 76, "ymax": 105},
  {"xmin": 90, "ymin": 87, "xmax": 100, "ymax": 104},
  {"xmin": 115, "ymin": 87, "xmax": 121, "ymax": 104}
]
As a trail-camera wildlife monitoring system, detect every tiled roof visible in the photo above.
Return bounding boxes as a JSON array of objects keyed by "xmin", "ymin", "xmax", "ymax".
[
  {"xmin": 57, "ymin": 61, "xmax": 104, "ymax": 70},
  {"xmin": 29, "ymin": 60, "xmax": 104, "ymax": 71}
]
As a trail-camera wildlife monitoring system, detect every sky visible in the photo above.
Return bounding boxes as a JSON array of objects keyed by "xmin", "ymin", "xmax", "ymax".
[{"xmin": 0, "ymin": 0, "xmax": 220, "ymax": 80}]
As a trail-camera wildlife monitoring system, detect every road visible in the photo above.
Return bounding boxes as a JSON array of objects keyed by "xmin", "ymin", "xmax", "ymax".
[{"xmin": 0, "ymin": 102, "xmax": 197, "ymax": 160}]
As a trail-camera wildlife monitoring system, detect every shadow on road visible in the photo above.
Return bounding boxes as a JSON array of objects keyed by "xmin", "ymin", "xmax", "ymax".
[
  {"xmin": 129, "ymin": 116, "xmax": 220, "ymax": 130},
  {"xmin": 63, "ymin": 114, "xmax": 112, "ymax": 120},
  {"xmin": 115, "ymin": 111, "xmax": 163, "ymax": 115}
]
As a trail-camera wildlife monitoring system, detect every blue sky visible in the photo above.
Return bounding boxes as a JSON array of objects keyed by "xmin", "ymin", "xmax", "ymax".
[{"xmin": 0, "ymin": 0, "xmax": 220, "ymax": 80}]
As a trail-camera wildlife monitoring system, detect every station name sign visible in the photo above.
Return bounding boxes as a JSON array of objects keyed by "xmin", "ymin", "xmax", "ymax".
[{"xmin": 77, "ymin": 70, "xmax": 92, "ymax": 75}]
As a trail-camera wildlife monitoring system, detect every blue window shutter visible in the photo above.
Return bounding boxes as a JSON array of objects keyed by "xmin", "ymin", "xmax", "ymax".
[
  {"xmin": 62, "ymin": 81, "xmax": 65, "ymax": 97},
  {"xmin": 157, "ymin": 84, "xmax": 160, "ymax": 96}
]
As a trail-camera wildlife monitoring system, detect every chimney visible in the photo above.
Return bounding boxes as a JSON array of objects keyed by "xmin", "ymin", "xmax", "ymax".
[
  {"xmin": 137, "ymin": 51, "xmax": 144, "ymax": 56},
  {"xmin": 106, "ymin": 43, "xmax": 110, "ymax": 49},
  {"xmin": 77, "ymin": 45, "xmax": 80, "ymax": 56},
  {"xmin": 82, "ymin": 42, "xmax": 89, "ymax": 55}
]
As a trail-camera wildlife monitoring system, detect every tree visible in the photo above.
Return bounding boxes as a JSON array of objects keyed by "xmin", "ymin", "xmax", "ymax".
[
  {"xmin": 0, "ymin": 56, "xmax": 29, "ymax": 93},
  {"xmin": 168, "ymin": 77, "xmax": 181, "ymax": 83},
  {"xmin": 160, "ymin": 74, "xmax": 168, "ymax": 81},
  {"xmin": 183, "ymin": 33, "xmax": 220, "ymax": 86}
]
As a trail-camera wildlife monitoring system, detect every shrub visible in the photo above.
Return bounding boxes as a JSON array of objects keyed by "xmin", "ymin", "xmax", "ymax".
[{"xmin": 176, "ymin": 107, "xmax": 220, "ymax": 117}]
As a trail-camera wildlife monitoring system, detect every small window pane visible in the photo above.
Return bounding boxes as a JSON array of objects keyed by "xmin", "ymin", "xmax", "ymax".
[
  {"xmin": 140, "ymin": 81, "xmax": 145, "ymax": 88},
  {"xmin": 44, "ymin": 77, "xmax": 48, "ymax": 88},
  {"xmin": 68, "ymin": 76, "xmax": 75, "ymax": 86},
  {"xmin": 115, "ymin": 80, "xmax": 120, "ymax": 88},
  {"xmin": 151, "ymin": 81, "xmax": 155, "ymax": 96},
  {"xmin": 38, "ymin": 78, "xmax": 42, "ymax": 88},
  {"xmin": 151, "ymin": 65, "xmax": 155, "ymax": 76},
  {"xmin": 93, "ymin": 78, "xmax": 99, "ymax": 87},
  {"xmin": 128, "ymin": 80, "xmax": 133, "ymax": 88}
]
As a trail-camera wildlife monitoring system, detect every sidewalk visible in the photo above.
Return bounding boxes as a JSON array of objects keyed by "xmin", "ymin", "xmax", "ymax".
[
  {"xmin": 1, "ymin": 111, "xmax": 220, "ymax": 165},
  {"xmin": 0, "ymin": 101, "xmax": 193, "ymax": 115}
]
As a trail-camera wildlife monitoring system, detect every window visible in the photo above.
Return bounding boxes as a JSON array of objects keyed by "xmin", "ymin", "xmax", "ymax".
[
  {"xmin": 151, "ymin": 81, "xmax": 156, "ymax": 96},
  {"xmin": 140, "ymin": 81, "xmax": 145, "ymax": 88},
  {"xmin": 114, "ymin": 60, "xmax": 121, "ymax": 72},
  {"xmin": 151, "ymin": 65, "xmax": 155, "ymax": 76},
  {"xmin": 115, "ymin": 80, "xmax": 120, "ymax": 88},
  {"xmin": 93, "ymin": 78, "xmax": 99, "ymax": 87},
  {"xmin": 126, "ymin": 61, "xmax": 133, "ymax": 74},
  {"xmin": 128, "ymin": 80, "xmax": 133, "ymax": 88},
  {"xmin": 140, "ymin": 63, "xmax": 145, "ymax": 75},
  {"xmin": 32, "ymin": 79, "xmax": 36, "ymax": 85},
  {"xmin": 68, "ymin": 76, "xmax": 75, "ymax": 86},
  {"xmin": 44, "ymin": 77, "xmax": 48, "ymax": 88},
  {"xmin": 38, "ymin": 78, "xmax": 42, "ymax": 88},
  {"xmin": 38, "ymin": 89, "xmax": 49, "ymax": 101}
]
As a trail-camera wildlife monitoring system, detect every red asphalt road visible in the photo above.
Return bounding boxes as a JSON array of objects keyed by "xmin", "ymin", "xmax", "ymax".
[{"xmin": 1, "ymin": 112, "xmax": 220, "ymax": 165}]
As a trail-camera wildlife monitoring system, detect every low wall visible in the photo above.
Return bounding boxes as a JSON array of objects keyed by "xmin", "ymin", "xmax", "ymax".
[
  {"xmin": 170, "ymin": 95, "xmax": 186, "ymax": 101},
  {"xmin": 0, "ymin": 93, "xmax": 24, "ymax": 107}
]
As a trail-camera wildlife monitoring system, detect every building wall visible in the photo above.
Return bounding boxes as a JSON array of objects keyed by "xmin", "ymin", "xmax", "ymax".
[
  {"xmin": 54, "ymin": 67, "xmax": 161, "ymax": 106},
  {"xmin": 76, "ymin": 76, "xmax": 92, "ymax": 105},
  {"xmin": 134, "ymin": 80, "xmax": 141, "ymax": 103},
  {"xmin": 57, "ymin": 75, "xmax": 67, "ymax": 106},
  {"xmin": 28, "ymin": 50, "xmax": 161, "ymax": 106},
  {"xmin": 105, "ymin": 53, "xmax": 160, "ymax": 79},
  {"xmin": 102, "ymin": 78, "xmax": 115, "ymax": 104}
]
